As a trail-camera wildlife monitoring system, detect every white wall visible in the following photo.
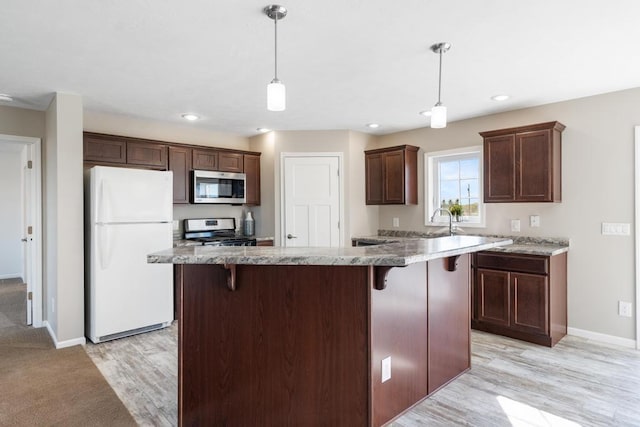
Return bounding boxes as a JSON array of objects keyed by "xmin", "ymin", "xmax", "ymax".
[
  {"xmin": 376, "ymin": 87, "xmax": 640, "ymax": 342},
  {"xmin": 45, "ymin": 93, "xmax": 85, "ymax": 345},
  {"xmin": 249, "ymin": 130, "xmax": 378, "ymax": 244},
  {"xmin": 0, "ymin": 146, "xmax": 23, "ymax": 279}
]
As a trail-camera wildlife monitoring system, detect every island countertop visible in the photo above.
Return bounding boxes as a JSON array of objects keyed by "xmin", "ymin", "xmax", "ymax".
[{"xmin": 148, "ymin": 235, "xmax": 512, "ymax": 266}]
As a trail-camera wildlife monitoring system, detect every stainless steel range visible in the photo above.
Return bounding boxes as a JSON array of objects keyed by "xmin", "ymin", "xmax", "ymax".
[{"xmin": 183, "ymin": 218, "xmax": 256, "ymax": 246}]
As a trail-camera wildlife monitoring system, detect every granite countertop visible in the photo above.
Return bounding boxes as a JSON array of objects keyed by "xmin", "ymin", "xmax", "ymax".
[
  {"xmin": 150, "ymin": 235, "xmax": 512, "ymax": 267},
  {"xmin": 353, "ymin": 232, "xmax": 569, "ymax": 257}
]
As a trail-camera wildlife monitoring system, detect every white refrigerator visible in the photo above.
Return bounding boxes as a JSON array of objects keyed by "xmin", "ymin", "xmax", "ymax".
[{"xmin": 85, "ymin": 166, "xmax": 174, "ymax": 343}]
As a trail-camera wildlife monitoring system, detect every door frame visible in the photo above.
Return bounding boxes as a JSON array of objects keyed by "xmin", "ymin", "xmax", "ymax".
[
  {"xmin": 634, "ymin": 126, "xmax": 640, "ymax": 349},
  {"xmin": 279, "ymin": 152, "xmax": 345, "ymax": 247},
  {"xmin": 1, "ymin": 133, "xmax": 43, "ymax": 327}
]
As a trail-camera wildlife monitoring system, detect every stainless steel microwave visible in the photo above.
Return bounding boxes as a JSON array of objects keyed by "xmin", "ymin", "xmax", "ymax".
[{"xmin": 191, "ymin": 170, "xmax": 246, "ymax": 204}]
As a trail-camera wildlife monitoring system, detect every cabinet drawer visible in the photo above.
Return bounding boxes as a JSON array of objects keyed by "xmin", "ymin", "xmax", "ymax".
[{"xmin": 475, "ymin": 252, "xmax": 548, "ymax": 275}]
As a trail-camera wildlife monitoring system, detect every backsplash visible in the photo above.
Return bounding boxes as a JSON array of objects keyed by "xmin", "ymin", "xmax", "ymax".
[{"xmin": 378, "ymin": 229, "xmax": 570, "ymax": 247}]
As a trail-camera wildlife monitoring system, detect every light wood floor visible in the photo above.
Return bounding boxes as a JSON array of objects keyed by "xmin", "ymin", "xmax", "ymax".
[{"xmin": 85, "ymin": 325, "xmax": 640, "ymax": 426}]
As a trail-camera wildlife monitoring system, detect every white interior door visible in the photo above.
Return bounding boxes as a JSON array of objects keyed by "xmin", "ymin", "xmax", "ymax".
[
  {"xmin": 283, "ymin": 155, "xmax": 341, "ymax": 247},
  {"xmin": 22, "ymin": 146, "xmax": 33, "ymax": 325}
]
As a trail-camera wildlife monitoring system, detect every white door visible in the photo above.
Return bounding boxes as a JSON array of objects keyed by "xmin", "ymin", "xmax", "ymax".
[
  {"xmin": 282, "ymin": 155, "xmax": 341, "ymax": 247},
  {"xmin": 22, "ymin": 146, "xmax": 33, "ymax": 325}
]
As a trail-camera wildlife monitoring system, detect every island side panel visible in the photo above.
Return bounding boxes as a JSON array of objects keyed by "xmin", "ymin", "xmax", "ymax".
[
  {"xmin": 370, "ymin": 262, "xmax": 429, "ymax": 426},
  {"xmin": 177, "ymin": 264, "xmax": 370, "ymax": 426},
  {"xmin": 426, "ymin": 254, "xmax": 471, "ymax": 394}
]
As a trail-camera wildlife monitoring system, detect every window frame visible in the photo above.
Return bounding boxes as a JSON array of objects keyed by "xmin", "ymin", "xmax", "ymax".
[{"xmin": 424, "ymin": 146, "xmax": 486, "ymax": 228}]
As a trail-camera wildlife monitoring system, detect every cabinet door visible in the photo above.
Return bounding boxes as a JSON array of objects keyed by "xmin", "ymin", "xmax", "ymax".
[
  {"xmin": 192, "ymin": 148, "xmax": 218, "ymax": 170},
  {"xmin": 127, "ymin": 141, "xmax": 168, "ymax": 169},
  {"xmin": 365, "ymin": 153, "xmax": 384, "ymax": 205},
  {"xmin": 244, "ymin": 154, "xmax": 261, "ymax": 206},
  {"xmin": 383, "ymin": 150, "xmax": 405, "ymax": 204},
  {"xmin": 484, "ymin": 135, "xmax": 515, "ymax": 202},
  {"xmin": 475, "ymin": 268, "xmax": 510, "ymax": 326},
  {"xmin": 516, "ymin": 130, "xmax": 552, "ymax": 202},
  {"xmin": 83, "ymin": 134, "xmax": 126, "ymax": 164},
  {"xmin": 511, "ymin": 272, "xmax": 548, "ymax": 335},
  {"xmin": 169, "ymin": 146, "xmax": 192, "ymax": 204},
  {"xmin": 219, "ymin": 152, "xmax": 244, "ymax": 173}
]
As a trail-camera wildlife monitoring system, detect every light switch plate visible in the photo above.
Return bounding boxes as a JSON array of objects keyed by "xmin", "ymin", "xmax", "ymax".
[
  {"xmin": 510, "ymin": 219, "xmax": 521, "ymax": 232},
  {"xmin": 392, "ymin": 217, "xmax": 400, "ymax": 228},
  {"xmin": 602, "ymin": 223, "xmax": 631, "ymax": 236}
]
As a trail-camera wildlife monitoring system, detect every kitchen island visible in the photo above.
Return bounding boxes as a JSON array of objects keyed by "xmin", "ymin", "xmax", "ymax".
[{"xmin": 149, "ymin": 235, "xmax": 511, "ymax": 426}]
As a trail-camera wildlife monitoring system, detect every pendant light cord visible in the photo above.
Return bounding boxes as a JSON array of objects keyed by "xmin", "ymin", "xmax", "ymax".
[
  {"xmin": 437, "ymin": 47, "xmax": 443, "ymax": 105},
  {"xmin": 274, "ymin": 14, "xmax": 278, "ymax": 80}
]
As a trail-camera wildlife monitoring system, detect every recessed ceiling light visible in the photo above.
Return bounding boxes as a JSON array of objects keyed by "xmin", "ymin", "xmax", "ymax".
[
  {"xmin": 0, "ymin": 94, "xmax": 14, "ymax": 102},
  {"xmin": 181, "ymin": 113, "xmax": 199, "ymax": 121},
  {"xmin": 366, "ymin": 123, "xmax": 380, "ymax": 129},
  {"xmin": 256, "ymin": 127, "xmax": 271, "ymax": 133},
  {"xmin": 491, "ymin": 95, "xmax": 510, "ymax": 101},
  {"xmin": 419, "ymin": 110, "xmax": 432, "ymax": 117}
]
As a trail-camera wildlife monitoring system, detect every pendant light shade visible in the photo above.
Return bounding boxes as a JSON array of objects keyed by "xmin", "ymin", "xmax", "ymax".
[
  {"xmin": 430, "ymin": 104, "xmax": 447, "ymax": 129},
  {"xmin": 264, "ymin": 5, "xmax": 287, "ymax": 112},
  {"xmin": 430, "ymin": 42, "xmax": 450, "ymax": 128},
  {"xmin": 267, "ymin": 78, "xmax": 286, "ymax": 111}
]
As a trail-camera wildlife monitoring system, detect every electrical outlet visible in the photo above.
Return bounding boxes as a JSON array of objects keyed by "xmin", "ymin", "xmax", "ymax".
[
  {"xmin": 619, "ymin": 301, "xmax": 633, "ymax": 317},
  {"xmin": 172, "ymin": 220, "xmax": 179, "ymax": 231},
  {"xmin": 392, "ymin": 217, "xmax": 400, "ymax": 228},
  {"xmin": 530, "ymin": 215, "xmax": 540, "ymax": 227},
  {"xmin": 381, "ymin": 356, "xmax": 391, "ymax": 382},
  {"xmin": 510, "ymin": 219, "xmax": 521, "ymax": 232}
]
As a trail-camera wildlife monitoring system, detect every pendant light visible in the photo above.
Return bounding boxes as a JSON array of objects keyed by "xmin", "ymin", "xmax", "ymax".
[
  {"xmin": 430, "ymin": 42, "xmax": 451, "ymax": 128},
  {"xmin": 264, "ymin": 5, "xmax": 287, "ymax": 111}
]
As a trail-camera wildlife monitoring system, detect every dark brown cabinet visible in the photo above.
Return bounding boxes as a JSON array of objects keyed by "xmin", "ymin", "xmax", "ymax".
[
  {"xmin": 218, "ymin": 152, "xmax": 244, "ymax": 173},
  {"xmin": 472, "ymin": 251, "xmax": 567, "ymax": 347},
  {"xmin": 365, "ymin": 145, "xmax": 418, "ymax": 205},
  {"xmin": 480, "ymin": 121, "xmax": 565, "ymax": 203},
  {"xmin": 192, "ymin": 148, "xmax": 218, "ymax": 171},
  {"xmin": 83, "ymin": 132, "xmax": 261, "ymax": 206},
  {"xmin": 83, "ymin": 133, "xmax": 126, "ymax": 164},
  {"xmin": 168, "ymin": 146, "xmax": 192, "ymax": 204},
  {"xmin": 126, "ymin": 141, "xmax": 167, "ymax": 169},
  {"xmin": 243, "ymin": 154, "xmax": 261, "ymax": 206}
]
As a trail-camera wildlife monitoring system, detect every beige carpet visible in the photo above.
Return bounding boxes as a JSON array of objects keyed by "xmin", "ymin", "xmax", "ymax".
[{"xmin": 0, "ymin": 279, "xmax": 136, "ymax": 426}]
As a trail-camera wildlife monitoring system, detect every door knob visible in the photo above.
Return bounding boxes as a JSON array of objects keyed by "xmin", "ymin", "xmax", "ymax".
[
  {"xmin": 287, "ymin": 234, "xmax": 297, "ymax": 239},
  {"xmin": 21, "ymin": 238, "xmax": 28, "ymax": 242}
]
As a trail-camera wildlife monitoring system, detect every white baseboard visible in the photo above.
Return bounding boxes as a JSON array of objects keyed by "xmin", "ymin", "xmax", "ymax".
[
  {"xmin": 567, "ymin": 327, "xmax": 637, "ymax": 349},
  {"xmin": 43, "ymin": 320, "xmax": 86, "ymax": 349}
]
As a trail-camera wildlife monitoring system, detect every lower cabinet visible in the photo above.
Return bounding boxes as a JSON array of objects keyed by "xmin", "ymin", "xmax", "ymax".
[{"xmin": 472, "ymin": 251, "xmax": 567, "ymax": 347}]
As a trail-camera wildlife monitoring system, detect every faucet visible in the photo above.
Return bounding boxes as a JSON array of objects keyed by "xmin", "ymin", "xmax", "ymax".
[{"xmin": 430, "ymin": 208, "xmax": 454, "ymax": 236}]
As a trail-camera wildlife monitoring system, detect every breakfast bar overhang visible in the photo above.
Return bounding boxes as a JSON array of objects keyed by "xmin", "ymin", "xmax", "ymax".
[{"xmin": 149, "ymin": 235, "xmax": 511, "ymax": 426}]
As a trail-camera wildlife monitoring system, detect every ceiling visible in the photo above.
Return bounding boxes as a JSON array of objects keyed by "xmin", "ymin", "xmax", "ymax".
[{"xmin": 1, "ymin": 0, "xmax": 640, "ymax": 136}]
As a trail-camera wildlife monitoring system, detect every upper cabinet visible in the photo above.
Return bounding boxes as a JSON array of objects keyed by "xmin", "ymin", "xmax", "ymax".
[
  {"xmin": 243, "ymin": 154, "xmax": 261, "ymax": 206},
  {"xmin": 83, "ymin": 133, "xmax": 127, "ymax": 164},
  {"xmin": 83, "ymin": 132, "xmax": 261, "ymax": 205},
  {"xmin": 480, "ymin": 121, "xmax": 565, "ymax": 203},
  {"xmin": 365, "ymin": 145, "xmax": 418, "ymax": 205},
  {"xmin": 168, "ymin": 146, "xmax": 192, "ymax": 204},
  {"xmin": 127, "ymin": 141, "xmax": 167, "ymax": 169},
  {"xmin": 192, "ymin": 148, "xmax": 218, "ymax": 171},
  {"xmin": 219, "ymin": 152, "xmax": 244, "ymax": 173}
]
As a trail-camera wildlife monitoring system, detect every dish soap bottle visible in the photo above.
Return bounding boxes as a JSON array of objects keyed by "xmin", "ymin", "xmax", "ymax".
[{"xmin": 244, "ymin": 211, "xmax": 255, "ymax": 236}]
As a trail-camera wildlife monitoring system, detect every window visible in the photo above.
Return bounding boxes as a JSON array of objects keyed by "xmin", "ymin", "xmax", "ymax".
[{"xmin": 425, "ymin": 146, "xmax": 484, "ymax": 227}]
